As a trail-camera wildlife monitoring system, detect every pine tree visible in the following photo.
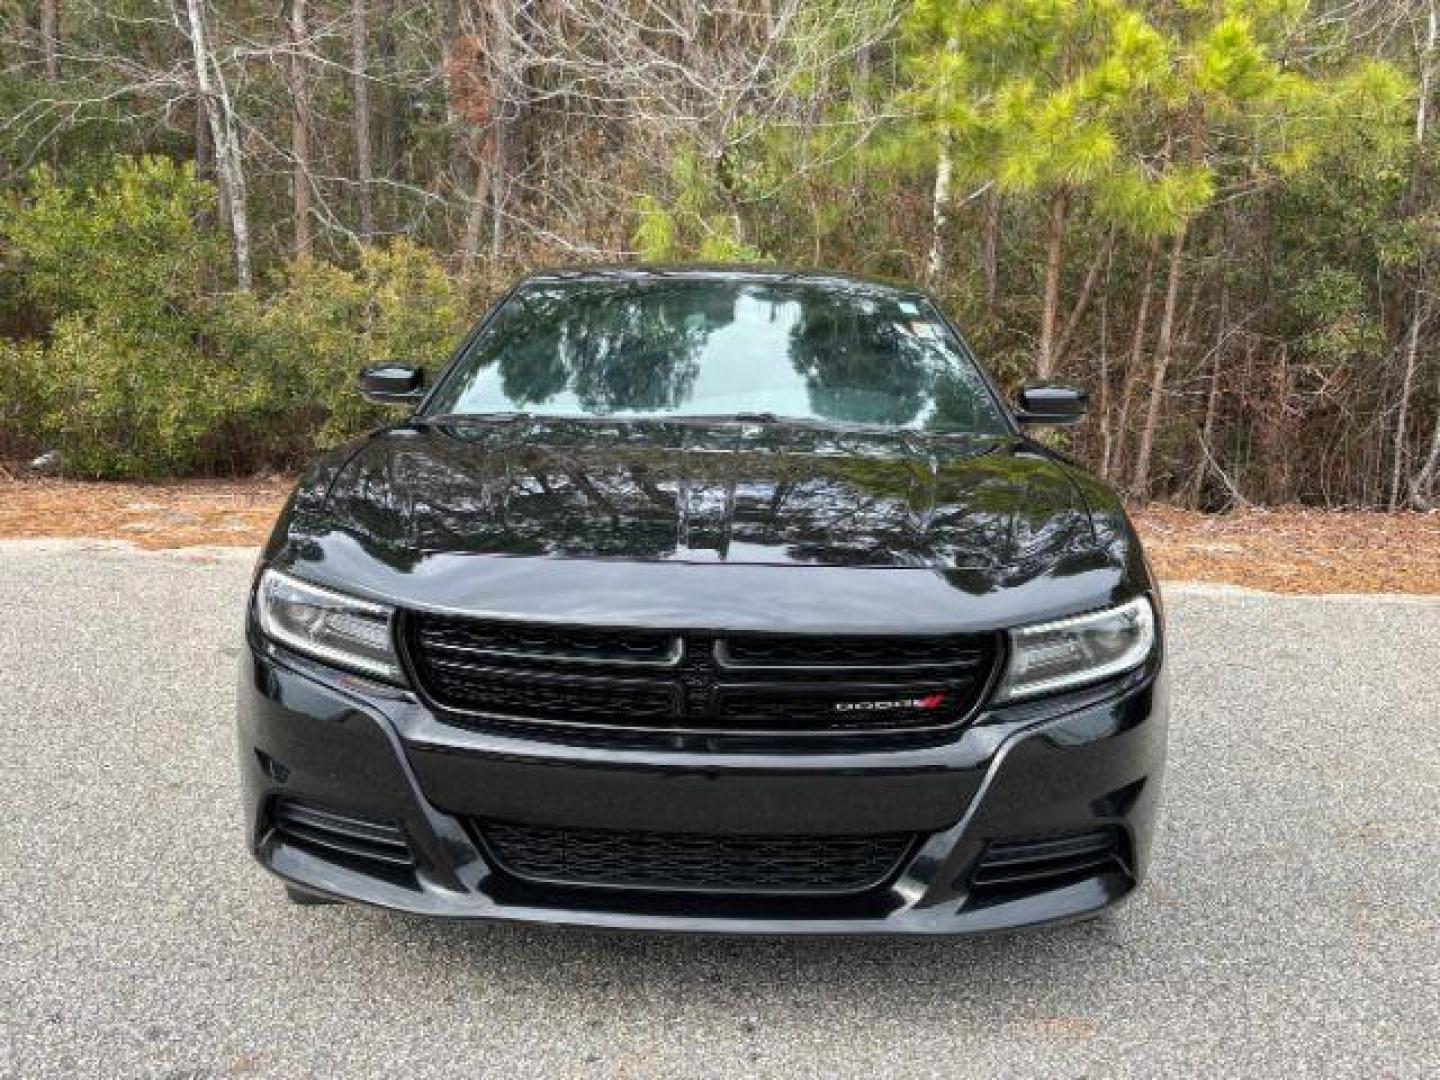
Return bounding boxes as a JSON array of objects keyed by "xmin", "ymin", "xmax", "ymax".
[
  {"xmin": 902, "ymin": 0, "xmax": 1171, "ymax": 377},
  {"xmin": 1125, "ymin": 1, "xmax": 1408, "ymax": 497}
]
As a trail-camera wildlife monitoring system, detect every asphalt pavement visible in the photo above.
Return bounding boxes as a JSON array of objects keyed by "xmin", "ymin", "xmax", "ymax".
[{"xmin": 1, "ymin": 539, "xmax": 1437, "ymax": 1078}]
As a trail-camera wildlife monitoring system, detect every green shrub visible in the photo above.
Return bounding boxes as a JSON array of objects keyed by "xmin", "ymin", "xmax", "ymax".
[
  {"xmin": 0, "ymin": 156, "xmax": 467, "ymax": 477},
  {"xmin": 0, "ymin": 337, "xmax": 45, "ymax": 460},
  {"xmin": 0, "ymin": 157, "xmax": 232, "ymax": 476},
  {"xmin": 22, "ymin": 315, "xmax": 249, "ymax": 476},
  {"xmin": 218, "ymin": 238, "xmax": 466, "ymax": 453},
  {"xmin": 0, "ymin": 156, "xmax": 221, "ymax": 329}
]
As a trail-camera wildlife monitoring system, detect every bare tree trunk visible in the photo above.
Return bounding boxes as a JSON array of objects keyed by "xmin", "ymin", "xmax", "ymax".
[
  {"xmin": 926, "ymin": 140, "xmax": 952, "ymax": 286},
  {"xmin": 40, "ymin": 0, "xmax": 60, "ymax": 83},
  {"xmin": 925, "ymin": 36, "xmax": 957, "ymax": 287},
  {"xmin": 352, "ymin": 0, "xmax": 375, "ymax": 241},
  {"xmin": 441, "ymin": 0, "xmax": 465, "ymax": 258},
  {"xmin": 1130, "ymin": 225, "xmax": 1189, "ymax": 498},
  {"xmin": 1051, "ymin": 228, "xmax": 1114, "ymax": 371},
  {"xmin": 490, "ymin": 115, "xmax": 508, "ymax": 264},
  {"xmin": 1417, "ymin": 0, "xmax": 1436, "ymax": 144},
  {"xmin": 982, "ymin": 190, "xmax": 1001, "ymax": 308},
  {"xmin": 1107, "ymin": 238, "xmax": 1159, "ymax": 479},
  {"xmin": 40, "ymin": 0, "xmax": 60, "ymax": 164},
  {"xmin": 193, "ymin": 90, "xmax": 210, "ymax": 178},
  {"xmin": 1097, "ymin": 260, "xmax": 1113, "ymax": 479},
  {"xmin": 377, "ymin": 0, "xmax": 400, "ymax": 183},
  {"xmin": 441, "ymin": 0, "xmax": 460, "ymax": 126},
  {"xmin": 1412, "ymin": 379, "xmax": 1440, "ymax": 507},
  {"xmin": 1188, "ymin": 286, "xmax": 1228, "ymax": 506},
  {"xmin": 1036, "ymin": 187, "xmax": 1070, "ymax": 378},
  {"xmin": 1401, "ymin": 0, "xmax": 1436, "ymax": 507},
  {"xmin": 182, "ymin": 0, "xmax": 251, "ymax": 290},
  {"xmin": 1390, "ymin": 304, "xmax": 1423, "ymax": 508},
  {"xmin": 487, "ymin": 0, "xmax": 518, "ymax": 266},
  {"xmin": 288, "ymin": 0, "xmax": 312, "ymax": 258},
  {"xmin": 1262, "ymin": 344, "xmax": 1295, "ymax": 503},
  {"xmin": 460, "ymin": 133, "xmax": 492, "ymax": 279}
]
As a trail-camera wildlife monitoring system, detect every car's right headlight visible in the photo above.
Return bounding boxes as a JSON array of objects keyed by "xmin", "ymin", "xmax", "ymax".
[
  {"xmin": 255, "ymin": 568, "xmax": 403, "ymax": 682},
  {"xmin": 994, "ymin": 596, "xmax": 1156, "ymax": 702}
]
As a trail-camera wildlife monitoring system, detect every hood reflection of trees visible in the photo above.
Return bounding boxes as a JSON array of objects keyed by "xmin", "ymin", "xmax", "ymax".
[{"xmin": 311, "ymin": 419, "xmax": 1089, "ymax": 572}]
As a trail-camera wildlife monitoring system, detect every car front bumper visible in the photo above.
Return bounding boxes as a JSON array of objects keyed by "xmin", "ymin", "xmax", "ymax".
[{"xmin": 237, "ymin": 644, "xmax": 1168, "ymax": 935}]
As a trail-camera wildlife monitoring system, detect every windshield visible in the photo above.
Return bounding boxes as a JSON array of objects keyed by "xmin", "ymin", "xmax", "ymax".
[{"xmin": 422, "ymin": 278, "xmax": 1010, "ymax": 436}]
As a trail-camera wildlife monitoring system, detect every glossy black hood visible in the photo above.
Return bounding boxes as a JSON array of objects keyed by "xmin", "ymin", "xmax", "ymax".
[
  {"xmin": 303, "ymin": 420, "xmax": 1095, "ymax": 568},
  {"xmin": 269, "ymin": 419, "xmax": 1149, "ymax": 632}
]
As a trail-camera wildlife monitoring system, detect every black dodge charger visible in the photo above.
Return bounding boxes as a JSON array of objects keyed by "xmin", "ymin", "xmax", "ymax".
[{"xmin": 238, "ymin": 266, "xmax": 1167, "ymax": 934}]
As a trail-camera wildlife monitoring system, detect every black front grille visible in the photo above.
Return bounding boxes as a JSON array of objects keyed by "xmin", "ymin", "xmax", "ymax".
[
  {"xmin": 404, "ymin": 612, "xmax": 998, "ymax": 742},
  {"xmin": 271, "ymin": 799, "xmax": 413, "ymax": 868},
  {"xmin": 480, "ymin": 822, "xmax": 914, "ymax": 895},
  {"xmin": 419, "ymin": 659, "xmax": 680, "ymax": 722},
  {"xmin": 968, "ymin": 828, "xmax": 1128, "ymax": 896},
  {"xmin": 718, "ymin": 633, "xmax": 987, "ymax": 670},
  {"xmin": 413, "ymin": 614, "xmax": 680, "ymax": 666}
]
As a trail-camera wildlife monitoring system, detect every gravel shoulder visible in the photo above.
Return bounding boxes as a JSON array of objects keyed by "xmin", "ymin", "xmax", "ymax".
[{"xmin": 1, "ymin": 541, "xmax": 1437, "ymax": 1078}]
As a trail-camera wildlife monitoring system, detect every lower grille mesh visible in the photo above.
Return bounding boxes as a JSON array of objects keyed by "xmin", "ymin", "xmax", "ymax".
[{"xmin": 480, "ymin": 822, "xmax": 913, "ymax": 895}]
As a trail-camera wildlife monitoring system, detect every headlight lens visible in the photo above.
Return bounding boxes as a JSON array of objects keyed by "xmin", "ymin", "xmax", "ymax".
[
  {"xmin": 994, "ymin": 597, "xmax": 1156, "ymax": 702},
  {"xmin": 255, "ymin": 569, "xmax": 402, "ymax": 682}
]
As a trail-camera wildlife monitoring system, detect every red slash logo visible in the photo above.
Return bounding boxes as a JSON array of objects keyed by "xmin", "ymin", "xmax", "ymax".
[{"xmin": 834, "ymin": 694, "xmax": 948, "ymax": 713}]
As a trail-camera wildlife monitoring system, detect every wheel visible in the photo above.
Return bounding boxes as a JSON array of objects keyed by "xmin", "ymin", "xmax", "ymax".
[{"xmin": 285, "ymin": 884, "xmax": 339, "ymax": 906}]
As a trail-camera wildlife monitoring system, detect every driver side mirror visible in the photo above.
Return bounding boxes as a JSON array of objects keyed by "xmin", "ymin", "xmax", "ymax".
[
  {"xmin": 360, "ymin": 363, "xmax": 425, "ymax": 406},
  {"xmin": 1015, "ymin": 383, "xmax": 1087, "ymax": 426}
]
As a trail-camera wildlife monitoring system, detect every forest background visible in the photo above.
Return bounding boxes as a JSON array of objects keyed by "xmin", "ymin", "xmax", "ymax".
[{"xmin": 1, "ymin": 0, "xmax": 1436, "ymax": 510}]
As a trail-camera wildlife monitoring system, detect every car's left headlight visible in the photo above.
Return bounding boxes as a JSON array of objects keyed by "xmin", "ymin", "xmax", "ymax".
[
  {"xmin": 255, "ymin": 569, "xmax": 403, "ymax": 682},
  {"xmin": 994, "ymin": 596, "xmax": 1156, "ymax": 702}
]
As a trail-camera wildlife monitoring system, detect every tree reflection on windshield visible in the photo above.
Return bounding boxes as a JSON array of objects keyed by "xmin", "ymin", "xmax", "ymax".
[
  {"xmin": 425, "ymin": 277, "xmax": 1007, "ymax": 436},
  {"xmin": 782, "ymin": 288, "xmax": 932, "ymax": 427},
  {"xmin": 489, "ymin": 285, "xmax": 732, "ymax": 413}
]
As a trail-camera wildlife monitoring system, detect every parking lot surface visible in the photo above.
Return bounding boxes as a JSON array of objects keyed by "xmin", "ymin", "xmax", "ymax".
[{"xmin": 2, "ymin": 540, "xmax": 1437, "ymax": 1078}]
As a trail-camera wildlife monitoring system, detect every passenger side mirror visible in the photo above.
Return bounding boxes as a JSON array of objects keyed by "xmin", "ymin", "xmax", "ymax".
[
  {"xmin": 1015, "ymin": 383, "xmax": 1087, "ymax": 426},
  {"xmin": 360, "ymin": 363, "xmax": 425, "ymax": 406}
]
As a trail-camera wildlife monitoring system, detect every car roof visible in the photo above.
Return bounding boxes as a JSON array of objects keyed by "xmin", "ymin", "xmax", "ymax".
[{"xmin": 518, "ymin": 264, "xmax": 928, "ymax": 300}]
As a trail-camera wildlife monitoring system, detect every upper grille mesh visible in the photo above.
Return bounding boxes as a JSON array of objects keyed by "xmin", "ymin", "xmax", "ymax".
[
  {"xmin": 404, "ymin": 612, "xmax": 998, "ymax": 741},
  {"xmin": 414, "ymin": 614, "xmax": 679, "ymax": 666},
  {"xmin": 719, "ymin": 633, "xmax": 988, "ymax": 670}
]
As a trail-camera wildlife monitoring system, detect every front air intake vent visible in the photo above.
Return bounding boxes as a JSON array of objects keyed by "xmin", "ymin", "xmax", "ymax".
[
  {"xmin": 968, "ymin": 828, "xmax": 1128, "ymax": 895},
  {"xmin": 479, "ymin": 822, "xmax": 915, "ymax": 896},
  {"xmin": 271, "ymin": 799, "xmax": 414, "ymax": 868}
]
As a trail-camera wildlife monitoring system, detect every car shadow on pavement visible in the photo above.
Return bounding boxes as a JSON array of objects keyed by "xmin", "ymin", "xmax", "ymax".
[{"xmin": 344, "ymin": 899, "xmax": 1135, "ymax": 1006}]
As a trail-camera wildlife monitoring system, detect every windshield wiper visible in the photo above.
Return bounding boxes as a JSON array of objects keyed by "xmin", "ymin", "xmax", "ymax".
[
  {"xmin": 413, "ymin": 411, "xmax": 998, "ymax": 440},
  {"xmin": 668, "ymin": 413, "xmax": 920, "ymax": 435},
  {"xmin": 413, "ymin": 411, "xmax": 532, "ymax": 426},
  {"xmin": 727, "ymin": 411, "xmax": 783, "ymax": 424},
  {"xmin": 665, "ymin": 412, "xmax": 813, "ymax": 427}
]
